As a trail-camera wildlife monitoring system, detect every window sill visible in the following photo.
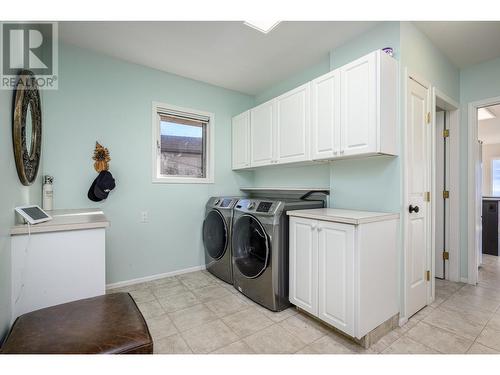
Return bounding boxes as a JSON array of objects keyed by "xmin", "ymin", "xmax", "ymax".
[{"xmin": 152, "ymin": 176, "xmax": 214, "ymax": 184}]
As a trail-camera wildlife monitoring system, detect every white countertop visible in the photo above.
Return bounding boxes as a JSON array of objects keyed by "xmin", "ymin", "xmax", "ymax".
[
  {"xmin": 287, "ymin": 208, "xmax": 400, "ymax": 225},
  {"xmin": 10, "ymin": 208, "xmax": 110, "ymax": 235}
]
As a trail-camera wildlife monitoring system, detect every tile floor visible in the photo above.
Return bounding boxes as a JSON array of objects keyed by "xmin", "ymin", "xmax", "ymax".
[{"xmin": 108, "ymin": 255, "xmax": 500, "ymax": 354}]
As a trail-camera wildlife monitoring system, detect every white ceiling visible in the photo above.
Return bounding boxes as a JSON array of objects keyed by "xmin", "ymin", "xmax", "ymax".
[
  {"xmin": 479, "ymin": 104, "xmax": 500, "ymax": 144},
  {"xmin": 415, "ymin": 22, "xmax": 500, "ymax": 68},
  {"xmin": 59, "ymin": 21, "xmax": 378, "ymax": 95}
]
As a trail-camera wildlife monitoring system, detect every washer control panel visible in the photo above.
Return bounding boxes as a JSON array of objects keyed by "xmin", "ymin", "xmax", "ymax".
[
  {"xmin": 219, "ymin": 198, "xmax": 234, "ymax": 208},
  {"xmin": 210, "ymin": 197, "xmax": 238, "ymax": 209}
]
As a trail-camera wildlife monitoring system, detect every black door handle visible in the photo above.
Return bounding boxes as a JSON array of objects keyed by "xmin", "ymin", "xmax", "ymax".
[{"xmin": 409, "ymin": 205, "xmax": 420, "ymax": 214}]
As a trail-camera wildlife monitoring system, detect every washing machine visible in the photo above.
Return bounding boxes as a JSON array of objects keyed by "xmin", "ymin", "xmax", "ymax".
[
  {"xmin": 231, "ymin": 198, "xmax": 324, "ymax": 311},
  {"xmin": 202, "ymin": 197, "xmax": 239, "ymax": 284}
]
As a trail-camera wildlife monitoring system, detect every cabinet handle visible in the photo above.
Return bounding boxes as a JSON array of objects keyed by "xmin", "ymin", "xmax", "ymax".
[
  {"xmin": 317, "ymin": 227, "xmax": 322, "ymax": 232},
  {"xmin": 340, "ymin": 150, "xmax": 345, "ymax": 154}
]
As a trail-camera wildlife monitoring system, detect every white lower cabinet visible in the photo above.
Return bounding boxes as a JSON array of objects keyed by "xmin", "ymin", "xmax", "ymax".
[
  {"xmin": 289, "ymin": 217, "xmax": 318, "ymax": 315},
  {"xmin": 317, "ymin": 221, "xmax": 354, "ymax": 335},
  {"xmin": 289, "ymin": 211, "xmax": 399, "ymax": 339}
]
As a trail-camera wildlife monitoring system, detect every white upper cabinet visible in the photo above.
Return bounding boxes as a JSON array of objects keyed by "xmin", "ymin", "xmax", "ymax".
[
  {"xmin": 275, "ymin": 83, "xmax": 311, "ymax": 164},
  {"xmin": 250, "ymin": 100, "xmax": 275, "ymax": 167},
  {"xmin": 231, "ymin": 50, "xmax": 398, "ymax": 170},
  {"xmin": 311, "ymin": 69, "xmax": 341, "ymax": 160},
  {"xmin": 340, "ymin": 52, "xmax": 377, "ymax": 156},
  {"xmin": 340, "ymin": 50, "xmax": 398, "ymax": 157},
  {"xmin": 231, "ymin": 111, "xmax": 250, "ymax": 170}
]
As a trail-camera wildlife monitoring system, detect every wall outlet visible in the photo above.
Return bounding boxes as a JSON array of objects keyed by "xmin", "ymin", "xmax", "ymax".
[{"xmin": 140, "ymin": 211, "xmax": 149, "ymax": 223}]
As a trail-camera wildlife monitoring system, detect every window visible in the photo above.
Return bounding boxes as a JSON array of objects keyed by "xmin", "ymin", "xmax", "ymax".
[
  {"xmin": 152, "ymin": 102, "xmax": 214, "ymax": 183},
  {"xmin": 492, "ymin": 159, "xmax": 500, "ymax": 196}
]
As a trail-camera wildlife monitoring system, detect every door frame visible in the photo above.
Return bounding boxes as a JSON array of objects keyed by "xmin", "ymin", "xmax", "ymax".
[
  {"xmin": 402, "ymin": 69, "xmax": 432, "ymax": 322},
  {"xmin": 468, "ymin": 95, "xmax": 500, "ymax": 284},
  {"xmin": 431, "ymin": 88, "xmax": 460, "ymax": 284}
]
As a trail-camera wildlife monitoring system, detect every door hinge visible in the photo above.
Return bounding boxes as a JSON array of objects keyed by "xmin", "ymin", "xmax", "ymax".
[
  {"xmin": 442, "ymin": 251, "xmax": 449, "ymax": 260},
  {"xmin": 443, "ymin": 129, "xmax": 450, "ymax": 138},
  {"xmin": 426, "ymin": 270, "xmax": 431, "ymax": 281},
  {"xmin": 443, "ymin": 190, "xmax": 450, "ymax": 199},
  {"xmin": 426, "ymin": 112, "xmax": 431, "ymax": 124},
  {"xmin": 424, "ymin": 192, "xmax": 430, "ymax": 202}
]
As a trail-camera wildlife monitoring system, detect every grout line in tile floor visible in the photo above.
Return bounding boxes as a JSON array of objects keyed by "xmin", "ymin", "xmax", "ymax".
[{"xmin": 108, "ymin": 254, "xmax": 500, "ymax": 354}]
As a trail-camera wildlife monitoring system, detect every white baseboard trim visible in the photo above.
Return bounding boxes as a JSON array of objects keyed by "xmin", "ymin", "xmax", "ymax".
[
  {"xmin": 460, "ymin": 277, "xmax": 470, "ymax": 284},
  {"xmin": 106, "ymin": 265, "xmax": 206, "ymax": 290}
]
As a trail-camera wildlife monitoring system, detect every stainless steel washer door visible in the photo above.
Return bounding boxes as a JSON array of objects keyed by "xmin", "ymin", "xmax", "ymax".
[
  {"xmin": 202, "ymin": 209, "xmax": 228, "ymax": 260},
  {"xmin": 232, "ymin": 214, "xmax": 270, "ymax": 278}
]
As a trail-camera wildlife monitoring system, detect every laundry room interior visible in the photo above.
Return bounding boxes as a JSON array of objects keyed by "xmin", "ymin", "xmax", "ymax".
[{"xmin": 2, "ymin": 5, "xmax": 500, "ymax": 365}]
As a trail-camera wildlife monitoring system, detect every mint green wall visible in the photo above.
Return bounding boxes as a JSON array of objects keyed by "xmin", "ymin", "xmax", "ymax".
[
  {"xmin": 459, "ymin": 56, "xmax": 500, "ymax": 276},
  {"xmin": 330, "ymin": 22, "xmax": 401, "ymax": 69},
  {"xmin": 400, "ymin": 22, "xmax": 460, "ymax": 102},
  {"xmin": 0, "ymin": 89, "xmax": 42, "ymax": 342},
  {"xmin": 252, "ymin": 164, "xmax": 331, "ymax": 189},
  {"xmin": 254, "ymin": 57, "xmax": 330, "ymax": 106},
  {"xmin": 42, "ymin": 44, "xmax": 254, "ymax": 284}
]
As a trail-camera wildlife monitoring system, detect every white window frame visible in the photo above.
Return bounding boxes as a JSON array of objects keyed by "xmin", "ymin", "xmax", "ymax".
[
  {"xmin": 491, "ymin": 157, "xmax": 500, "ymax": 196},
  {"xmin": 152, "ymin": 101, "xmax": 214, "ymax": 184}
]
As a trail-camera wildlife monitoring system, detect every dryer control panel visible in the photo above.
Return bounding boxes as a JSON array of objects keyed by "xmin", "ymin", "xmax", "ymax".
[
  {"xmin": 235, "ymin": 199, "xmax": 279, "ymax": 215},
  {"xmin": 256, "ymin": 202, "xmax": 273, "ymax": 213}
]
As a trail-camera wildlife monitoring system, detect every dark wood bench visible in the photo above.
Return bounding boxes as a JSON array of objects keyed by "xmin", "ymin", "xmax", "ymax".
[{"xmin": 0, "ymin": 293, "xmax": 153, "ymax": 354}]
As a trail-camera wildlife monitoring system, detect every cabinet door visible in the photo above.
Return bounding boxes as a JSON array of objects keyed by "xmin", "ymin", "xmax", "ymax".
[
  {"xmin": 317, "ymin": 221, "xmax": 355, "ymax": 336},
  {"xmin": 232, "ymin": 111, "xmax": 250, "ymax": 170},
  {"xmin": 250, "ymin": 100, "xmax": 275, "ymax": 166},
  {"xmin": 289, "ymin": 217, "xmax": 318, "ymax": 315},
  {"xmin": 340, "ymin": 52, "xmax": 377, "ymax": 156},
  {"xmin": 311, "ymin": 70, "xmax": 341, "ymax": 160},
  {"xmin": 275, "ymin": 83, "xmax": 310, "ymax": 164}
]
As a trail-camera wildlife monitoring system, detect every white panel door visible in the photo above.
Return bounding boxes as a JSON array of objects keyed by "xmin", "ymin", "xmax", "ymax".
[
  {"xmin": 250, "ymin": 100, "xmax": 275, "ymax": 166},
  {"xmin": 289, "ymin": 217, "xmax": 318, "ymax": 315},
  {"xmin": 275, "ymin": 83, "xmax": 310, "ymax": 164},
  {"xmin": 340, "ymin": 52, "xmax": 377, "ymax": 156},
  {"xmin": 317, "ymin": 221, "xmax": 354, "ymax": 336},
  {"xmin": 406, "ymin": 77, "xmax": 431, "ymax": 318},
  {"xmin": 232, "ymin": 111, "xmax": 250, "ymax": 169},
  {"xmin": 311, "ymin": 70, "xmax": 341, "ymax": 160}
]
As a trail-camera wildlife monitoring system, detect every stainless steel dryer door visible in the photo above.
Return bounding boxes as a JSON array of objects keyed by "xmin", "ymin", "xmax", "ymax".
[
  {"xmin": 232, "ymin": 214, "xmax": 270, "ymax": 278},
  {"xmin": 202, "ymin": 209, "xmax": 228, "ymax": 260}
]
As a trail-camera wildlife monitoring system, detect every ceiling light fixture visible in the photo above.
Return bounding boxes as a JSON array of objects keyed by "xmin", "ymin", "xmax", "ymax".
[
  {"xmin": 244, "ymin": 21, "xmax": 281, "ymax": 34},
  {"xmin": 478, "ymin": 107, "xmax": 496, "ymax": 121}
]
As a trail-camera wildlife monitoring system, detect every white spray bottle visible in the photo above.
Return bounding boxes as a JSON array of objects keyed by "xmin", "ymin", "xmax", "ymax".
[{"xmin": 42, "ymin": 175, "xmax": 54, "ymax": 210}]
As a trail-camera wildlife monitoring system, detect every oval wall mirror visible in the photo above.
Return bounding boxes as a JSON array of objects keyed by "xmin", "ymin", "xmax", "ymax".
[{"xmin": 13, "ymin": 70, "xmax": 42, "ymax": 186}]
